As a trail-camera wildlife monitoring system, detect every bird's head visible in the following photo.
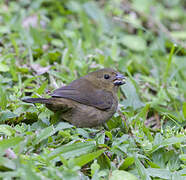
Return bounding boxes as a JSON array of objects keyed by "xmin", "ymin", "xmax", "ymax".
[{"xmin": 86, "ymin": 68, "xmax": 126, "ymax": 92}]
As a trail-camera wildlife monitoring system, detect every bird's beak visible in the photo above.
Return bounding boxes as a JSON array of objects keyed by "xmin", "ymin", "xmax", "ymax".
[{"xmin": 114, "ymin": 73, "xmax": 126, "ymax": 86}]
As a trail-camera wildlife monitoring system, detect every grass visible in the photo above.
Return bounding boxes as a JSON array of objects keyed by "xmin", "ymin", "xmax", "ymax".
[{"xmin": 0, "ymin": 0, "xmax": 186, "ymax": 179}]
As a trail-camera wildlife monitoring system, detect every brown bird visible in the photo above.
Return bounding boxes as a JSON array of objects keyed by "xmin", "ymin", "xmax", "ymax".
[{"xmin": 22, "ymin": 68, "xmax": 126, "ymax": 127}]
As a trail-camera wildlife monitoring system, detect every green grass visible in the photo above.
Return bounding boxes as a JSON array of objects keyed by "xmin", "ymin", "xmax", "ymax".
[{"xmin": 0, "ymin": 0, "xmax": 186, "ymax": 179}]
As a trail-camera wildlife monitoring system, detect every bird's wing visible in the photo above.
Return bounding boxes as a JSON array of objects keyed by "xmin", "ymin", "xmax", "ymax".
[{"xmin": 51, "ymin": 79, "xmax": 113, "ymax": 110}]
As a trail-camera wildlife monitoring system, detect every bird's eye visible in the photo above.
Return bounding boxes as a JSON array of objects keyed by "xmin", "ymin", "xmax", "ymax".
[{"xmin": 104, "ymin": 74, "xmax": 110, "ymax": 79}]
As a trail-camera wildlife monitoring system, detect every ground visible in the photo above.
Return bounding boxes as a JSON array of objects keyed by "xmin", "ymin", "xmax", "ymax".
[{"xmin": 0, "ymin": 0, "xmax": 185, "ymax": 179}]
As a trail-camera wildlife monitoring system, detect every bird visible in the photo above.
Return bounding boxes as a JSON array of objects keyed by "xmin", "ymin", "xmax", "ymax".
[{"xmin": 22, "ymin": 68, "xmax": 126, "ymax": 127}]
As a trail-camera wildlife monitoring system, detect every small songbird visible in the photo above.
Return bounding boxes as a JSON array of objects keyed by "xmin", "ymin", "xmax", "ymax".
[{"xmin": 22, "ymin": 68, "xmax": 126, "ymax": 127}]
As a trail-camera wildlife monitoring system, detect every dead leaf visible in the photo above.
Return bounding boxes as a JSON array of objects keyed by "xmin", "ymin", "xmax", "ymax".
[
  {"xmin": 5, "ymin": 148, "xmax": 17, "ymax": 159},
  {"xmin": 22, "ymin": 15, "xmax": 38, "ymax": 29},
  {"xmin": 30, "ymin": 64, "xmax": 50, "ymax": 75}
]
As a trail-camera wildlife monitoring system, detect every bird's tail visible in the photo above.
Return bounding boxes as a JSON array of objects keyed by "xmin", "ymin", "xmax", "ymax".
[{"xmin": 22, "ymin": 98, "xmax": 51, "ymax": 104}]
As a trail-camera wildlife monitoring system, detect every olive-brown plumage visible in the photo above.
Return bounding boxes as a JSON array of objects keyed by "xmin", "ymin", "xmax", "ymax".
[{"xmin": 22, "ymin": 68, "xmax": 125, "ymax": 127}]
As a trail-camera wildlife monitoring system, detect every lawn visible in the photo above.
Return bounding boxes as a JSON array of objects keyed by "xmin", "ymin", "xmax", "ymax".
[{"xmin": 0, "ymin": 0, "xmax": 186, "ymax": 179}]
